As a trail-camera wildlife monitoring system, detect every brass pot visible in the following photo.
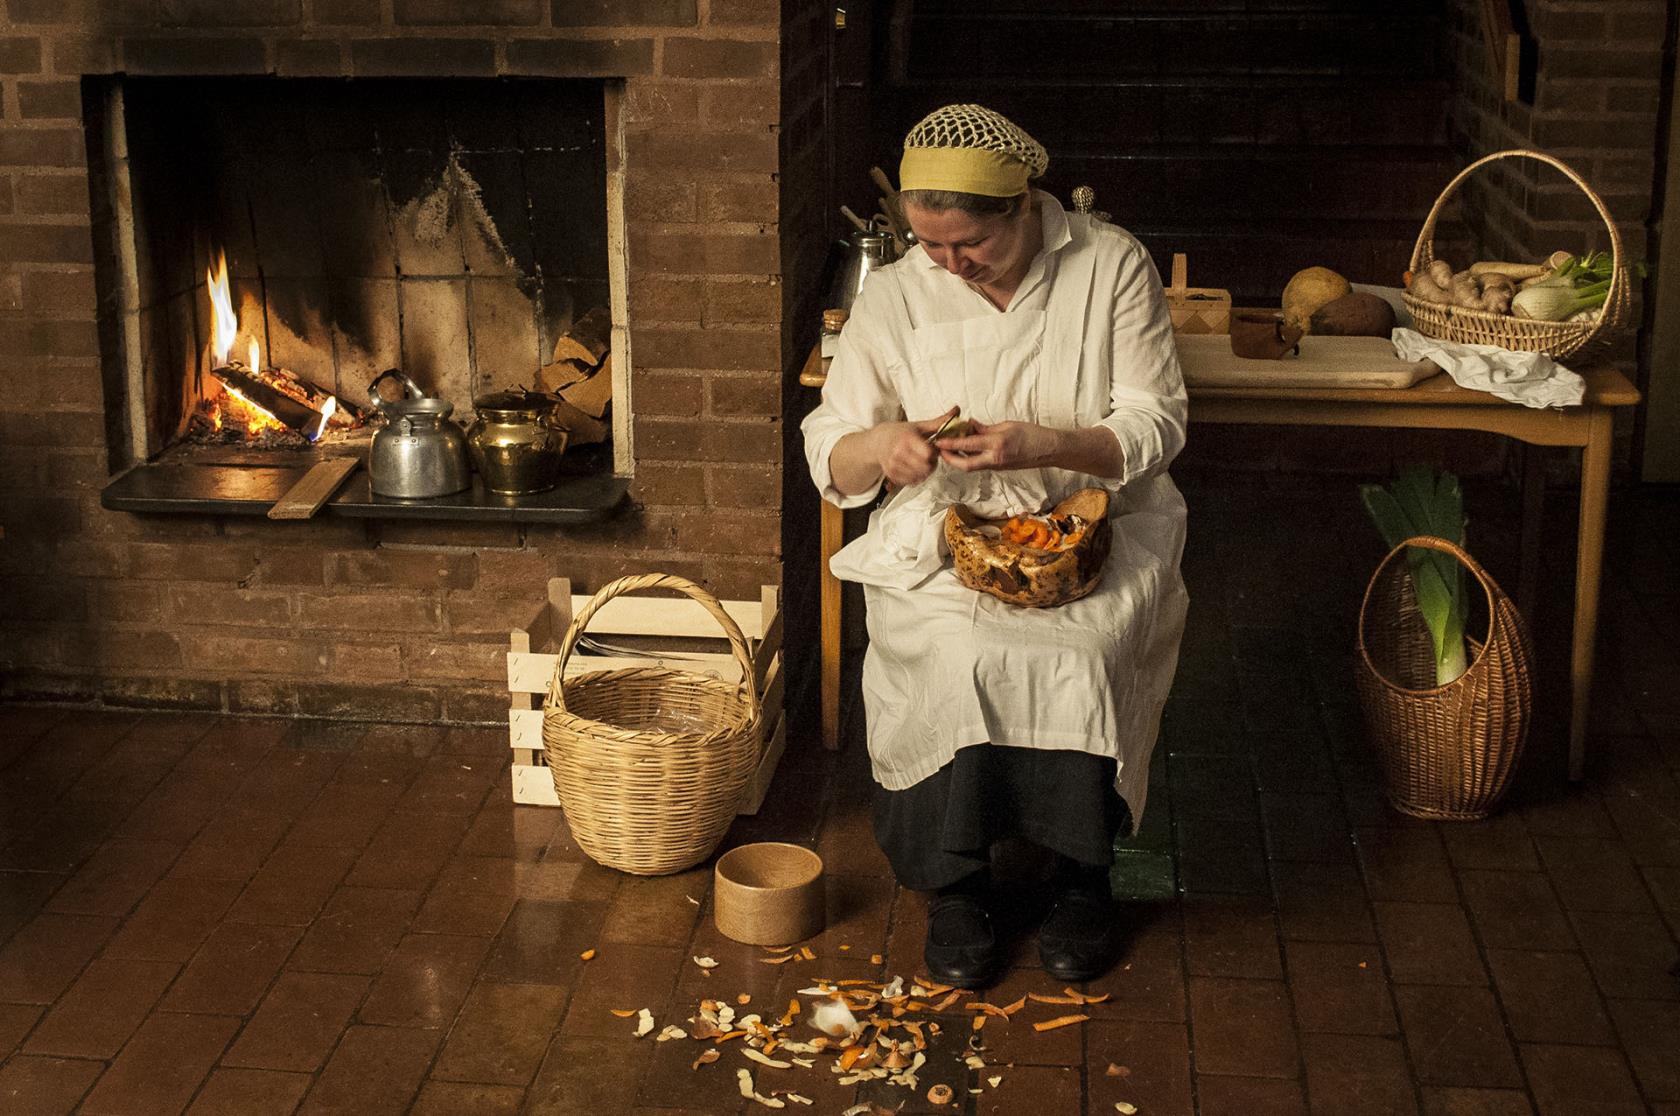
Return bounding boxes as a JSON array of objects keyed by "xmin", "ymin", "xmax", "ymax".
[{"xmin": 465, "ymin": 391, "xmax": 569, "ymax": 495}]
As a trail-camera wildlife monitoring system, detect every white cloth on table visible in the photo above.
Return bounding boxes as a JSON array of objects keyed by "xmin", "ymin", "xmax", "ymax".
[
  {"xmin": 1392, "ymin": 327, "xmax": 1586, "ymax": 409},
  {"xmin": 799, "ymin": 191, "xmax": 1189, "ymax": 824}
]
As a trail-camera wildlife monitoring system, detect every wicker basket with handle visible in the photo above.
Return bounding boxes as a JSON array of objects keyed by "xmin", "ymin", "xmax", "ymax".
[
  {"xmin": 1402, "ymin": 148, "xmax": 1632, "ymax": 360},
  {"xmin": 1355, "ymin": 536, "xmax": 1534, "ymax": 821},
  {"xmin": 542, "ymin": 573, "xmax": 761, "ymax": 875}
]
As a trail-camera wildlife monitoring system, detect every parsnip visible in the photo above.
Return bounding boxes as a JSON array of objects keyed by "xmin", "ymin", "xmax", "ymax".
[{"xmin": 1469, "ymin": 261, "xmax": 1546, "ymax": 280}]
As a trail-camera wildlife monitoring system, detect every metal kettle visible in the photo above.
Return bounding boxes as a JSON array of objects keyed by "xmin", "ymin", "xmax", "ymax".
[
  {"xmin": 366, "ymin": 369, "xmax": 471, "ymax": 499},
  {"xmin": 833, "ymin": 229, "xmax": 900, "ymax": 313}
]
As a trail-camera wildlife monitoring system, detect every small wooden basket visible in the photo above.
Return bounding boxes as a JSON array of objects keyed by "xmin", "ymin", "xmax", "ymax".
[
  {"xmin": 1165, "ymin": 253, "xmax": 1231, "ymax": 335},
  {"xmin": 542, "ymin": 573, "xmax": 763, "ymax": 875},
  {"xmin": 713, "ymin": 843, "xmax": 826, "ymax": 946},
  {"xmin": 1402, "ymin": 149, "xmax": 1632, "ymax": 360},
  {"xmin": 1355, "ymin": 536, "xmax": 1534, "ymax": 820}
]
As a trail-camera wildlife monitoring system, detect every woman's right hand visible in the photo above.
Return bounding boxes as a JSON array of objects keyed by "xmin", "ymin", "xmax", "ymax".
[{"xmin": 876, "ymin": 406, "xmax": 959, "ymax": 487}]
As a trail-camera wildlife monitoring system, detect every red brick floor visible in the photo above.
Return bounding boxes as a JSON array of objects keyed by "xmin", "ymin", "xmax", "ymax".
[{"xmin": 0, "ymin": 477, "xmax": 1677, "ymax": 1114}]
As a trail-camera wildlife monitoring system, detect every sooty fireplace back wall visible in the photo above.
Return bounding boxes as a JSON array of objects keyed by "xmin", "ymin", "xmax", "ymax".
[{"xmin": 94, "ymin": 77, "xmax": 611, "ymax": 465}]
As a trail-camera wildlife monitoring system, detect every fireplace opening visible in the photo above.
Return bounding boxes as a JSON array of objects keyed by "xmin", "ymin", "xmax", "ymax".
[{"xmin": 88, "ymin": 76, "xmax": 627, "ymax": 497}]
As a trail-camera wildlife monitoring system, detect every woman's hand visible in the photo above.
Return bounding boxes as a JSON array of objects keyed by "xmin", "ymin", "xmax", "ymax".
[
  {"xmin": 937, "ymin": 420, "xmax": 1060, "ymax": 472},
  {"xmin": 876, "ymin": 406, "xmax": 961, "ymax": 486}
]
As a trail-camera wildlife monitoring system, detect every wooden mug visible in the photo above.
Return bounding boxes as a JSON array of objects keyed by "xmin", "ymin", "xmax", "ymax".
[{"xmin": 1229, "ymin": 311, "xmax": 1303, "ymax": 359}]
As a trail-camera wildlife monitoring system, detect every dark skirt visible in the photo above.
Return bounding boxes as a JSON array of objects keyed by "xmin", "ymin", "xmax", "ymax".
[{"xmin": 871, "ymin": 744, "xmax": 1133, "ymax": 891}]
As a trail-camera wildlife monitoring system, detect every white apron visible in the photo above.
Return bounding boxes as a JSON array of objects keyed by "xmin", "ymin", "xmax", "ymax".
[{"xmin": 829, "ymin": 254, "xmax": 1189, "ymax": 825}]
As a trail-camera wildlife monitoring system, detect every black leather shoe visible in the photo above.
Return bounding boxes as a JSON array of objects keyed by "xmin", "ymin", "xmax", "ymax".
[
  {"xmin": 923, "ymin": 893, "xmax": 1000, "ymax": 989},
  {"xmin": 1038, "ymin": 889, "xmax": 1118, "ymax": 982}
]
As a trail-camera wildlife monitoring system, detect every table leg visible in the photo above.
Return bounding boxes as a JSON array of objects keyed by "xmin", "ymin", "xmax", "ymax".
[
  {"xmin": 820, "ymin": 498, "xmax": 843, "ymax": 751},
  {"xmin": 1568, "ymin": 407, "xmax": 1614, "ymax": 781},
  {"xmin": 1518, "ymin": 443, "xmax": 1546, "ymax": 619}
]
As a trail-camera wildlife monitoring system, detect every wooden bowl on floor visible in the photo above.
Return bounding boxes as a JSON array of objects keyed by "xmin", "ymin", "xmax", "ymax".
[{"xmin": 713, "ymin": 843, "xmax": 826, "ymax": 946}]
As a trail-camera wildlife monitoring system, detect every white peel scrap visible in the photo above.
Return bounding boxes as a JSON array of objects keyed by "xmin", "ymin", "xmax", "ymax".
[
  {"xmin": 808, "ymin": 997, "xmax": 859, "ymax": 1038},
  {"xmin": 655, "ymin": 1025, "xmax": 687, "ymax": 1042},
  {"xmin": 693, "ymin": 955, "xmax": 718, "ymax": 969},
  {"xmin": 1115, "ymin": 1104, "xmax": 1137, "ymax": 1115},
  {"xmin": 964, "ymin": 1054, "xmax": 987, "ymax": 1070},
  {"xmin": 737, "ymin": 1069, "xmax": 756, "ymax": 1099},
  {"xmin": 783, "ymin": 1095, "xmax": 814, "ymax": 1106},
  {"xmin": 779, "ymin": 1041, "xmax": 819, "ymax": 1055},
  {"xmin": 742, "ymin": 1048, "xmax": 792, "ymax": 1069},
  {"xmin": 881, "ymin": 976, "xmax": 905, "ymax": 999},
  {"xmin": 790, "ymin": 1056, "xmax": 815, "ymax": 1068},
  {"xmin": 633, "ymin": 1008, "xmax": 655, "ymax": 1038},
  {"xmin": 988, "ymin": 1075, "xmax": 1002, "ymax": 1088}
]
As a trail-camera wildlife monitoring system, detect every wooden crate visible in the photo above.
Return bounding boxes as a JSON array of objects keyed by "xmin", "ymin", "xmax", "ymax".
[
  {"xmin": 506, "ymin": 577, "xmax": 786, "ymax": 814},
  {"xmin": 1165, "ymin": 252, "xmax": 1232, "ymax": 335}
]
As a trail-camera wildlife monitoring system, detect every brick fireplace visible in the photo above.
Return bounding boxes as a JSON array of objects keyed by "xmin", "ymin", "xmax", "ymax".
[{"xmin": 0, "ymin": 2, "xmax": 832, "ymax": 721}]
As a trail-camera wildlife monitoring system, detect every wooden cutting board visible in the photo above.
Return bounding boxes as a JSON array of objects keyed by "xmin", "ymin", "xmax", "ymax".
[{"xmin": 1176, "ymin": 334, "xmax": 1438, "ymax": 389}]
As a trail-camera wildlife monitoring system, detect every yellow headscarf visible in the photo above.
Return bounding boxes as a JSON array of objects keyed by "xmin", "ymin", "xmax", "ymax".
[{"xmin": 898, "ymin": 104, "xmax": 1048, "ymax": 198}]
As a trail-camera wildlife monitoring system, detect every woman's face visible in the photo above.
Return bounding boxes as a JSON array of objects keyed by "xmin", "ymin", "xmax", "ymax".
[{"xmin": 905, "ymin": 198, "xmax": 1036, "ymax": 287}]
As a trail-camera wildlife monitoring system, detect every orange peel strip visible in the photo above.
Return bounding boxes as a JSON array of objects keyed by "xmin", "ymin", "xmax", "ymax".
[
  {"xmin": 1031, "ymin": 1014, "xmax": 1090, "ymax": 1032},
  {"xmin": 838, "ymin": 1045, "xmax": 864, "ymax": 1071},
  {"xmin": 971, "ymin": 1014, "xmax": 987, "ymax": 1032},
  {"xmin": 609, "ymin": 1009, "xmax": 638, "ymax": 1017},
  {"xmin": 799, "ymin": 947, "xmax": 816, "ymax": 961},
  {"xmin": 1000, "ymin": 996, "xmax": 1026, "ymax": 1016},
  {"xmin": 1027, "ymin": 993, "xmax": 1083, "ymax": 1005},
  {"xmin": 714, "ymin": 1030, "xmax": 748, "ymax": 1043},
  {"xmin": 931, "ymin": 991, "xmax": 963, "ymax": 1012}
]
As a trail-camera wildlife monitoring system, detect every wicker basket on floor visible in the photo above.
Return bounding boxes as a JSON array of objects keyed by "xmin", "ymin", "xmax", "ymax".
[
  {"xmin": 1402, "ymin": 148, "xmax": 1632, "ymax": 360},
  {"xmin": 542, "ymin": 573, "xmax": 761, "ymax": 875},
  {"xmin": 1355, "ymin": 536, "xmax": 1534, "ymax": 820}
]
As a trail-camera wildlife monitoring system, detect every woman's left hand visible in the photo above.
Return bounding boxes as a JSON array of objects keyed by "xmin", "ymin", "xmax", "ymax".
[{"xmin": 936, "ymin": 420, "xmax": 1061, "ymax": 472}]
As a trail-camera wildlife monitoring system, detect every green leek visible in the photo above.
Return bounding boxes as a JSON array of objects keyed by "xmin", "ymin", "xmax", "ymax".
[{"xmin": 1360, "ymin": 467, "xmax": 1469, "ymax": 686}]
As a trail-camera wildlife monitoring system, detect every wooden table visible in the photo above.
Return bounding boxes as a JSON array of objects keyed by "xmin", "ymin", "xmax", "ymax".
[{"xmin": 801, "ymin": 344, "xmax": 1640, "ymax": 781}]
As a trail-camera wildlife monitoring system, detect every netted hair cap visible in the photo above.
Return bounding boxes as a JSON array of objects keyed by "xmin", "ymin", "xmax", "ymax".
[{"xmin": 902, "ymin": 104, "xmax": 1048, "ymax": 178}]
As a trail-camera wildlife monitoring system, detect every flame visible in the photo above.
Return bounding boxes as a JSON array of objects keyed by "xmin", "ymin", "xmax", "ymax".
[
  {"xmin": 248, "ymin": 338, "xmax": 260, "ymax": 373},
  {"xmin": 206, "ymin": 249, "xmax": 238, "ymax": 368},
  {"xmin": 311, "ymin": 396, "xmax": 337, "ymax": 442},
  {"xmin": 219, "ymin": 383, "xmax": 288, "ymax": 435}
]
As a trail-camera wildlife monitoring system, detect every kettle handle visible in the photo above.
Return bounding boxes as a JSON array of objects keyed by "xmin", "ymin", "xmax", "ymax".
[{"xmin": 368, "ymin": 368, "xmax": 426, "ymax": 410}]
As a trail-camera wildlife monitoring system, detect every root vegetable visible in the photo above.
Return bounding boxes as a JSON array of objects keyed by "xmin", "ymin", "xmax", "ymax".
[
  {"xmin": 1309, "ymin": 291, "xmax": 1396, "ymax": 336},
  {"xmin": 1406, "ymin": 270, "xmax": 1451, "ymax": 305},
  {"xmin": 1480, "ymin": 286, "xmax": 1513, "ymax": 314},
  {"xmin": 1469, "ymin": 261, "xmax": 1546, "ymax": 280},
  {"xmin": 1426, "ymin": 260, "xmax": 1454, "ymax": 288},
  {"xmin": 1281, "ymin": 266, "xmax": 1352, "ymax": 334},
  {"xmin": 1448, "ymin": 271, "xmax": 1483, "ymax": 309}
]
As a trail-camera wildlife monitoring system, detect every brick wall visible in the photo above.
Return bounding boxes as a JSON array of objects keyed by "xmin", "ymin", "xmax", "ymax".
[
  {"xmin": 1444, "ymin": 0, "xmax": 1667, "ymax": 453},
  {"xmin": 0, "ymin": 2, "xmax": 811, "ymax": 721}
]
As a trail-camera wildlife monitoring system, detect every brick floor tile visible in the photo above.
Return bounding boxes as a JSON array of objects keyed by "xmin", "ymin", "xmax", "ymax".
[
  {"xmin": 1394, "ymin": 985, "xmax": 1522, "ymax": 1088},
  {"xmin": 167, "ymin": 809, "xmax": 292, "ymax": 884},
  {"xmin": 296, "ymin": 1024, "xmax": 437, "ymax": 1114},
  {"xmin": 287, "ymin": 886, "xmax": 421, "ymax": 974},
  {"xmin": 0, "ymin": 1054, "xmax": 104, "ymax": 1115},
  {"xmin": 1183, "ymin": 894, "xmax": 1284, "ymax": 979},
  {"xmin": 1272, "ymin": 859, "xmax": 1377, "ymax": 943},
  {"xmin": 1086, "ymin": 1019, "xmax": 1193, "ymax": 1116},
  {"xmin": 1357, "ymin": 827, "xmax": 1458, "ymax": 903},
  {"xmin": 103, "ymin": 876, "xmax": 244, "ymax": 963},
  {"xmin": 0, "ymin": 870, "xmax": 68, "ymax": 944},
  {"xmin": 411, "ymin": 1080, "xmax": 525, "ymax": 1115},
  {"xmin": 114, "ymin": 774, "xmax": 234, "ymax": 845},
  {"xmin": 44, "ymin": 839, "xmax": 182, "ymax": 917},
  {"xmin": 1602, "ymin": 794, "xmax": 1680, "ymax": 867},
  {"xmin": 1456, "ymin": 870, "xmax": 1576, "ymax": 951},
  {"xmin": 1195, "ymin": 1074, "xmax": 1308, "ymax": 1116},
  {"xmin": 79, "ymin": 1011, "xmax": 239, "ymax": 1115},
  {"xmin": 1439, "ymin": 813, "xmax": 1539, "ymax": 872},
  {"xmin": 1520, "ymin": 1042, "xmax": 1646, "ymax": 1116},
  {"xmin": 225, "ymin": 843, "xmax": 358, "ymax": 927},
  {"xmin": 1605, "ymin": 998, "xmax": 1680, "ymax": 1101},
  {"xmin": 1081, "ymin": 922, "xmax": 1187, "ymax": 1022},
  {"xmin": 1520, "ymin": 792, "xmax": 1618, "ymax": 840},
  {"xmin": 184, "ymin": 1068, "xmax": 312, "ymax": 1116},
  {"xmin": 481, "ymin": 898, "xmax": 606, "ymax": 985},
  {"xmin": 411, "ymin": 856, "xmax": 522, "ymax": 936},
  {"xmin": 1373, "ymin": 903, "xmax": 1487, "ymax": 986},
  {"xmin": 1301, "ymin": 1032, "xmax": 1417, "ymax": 1116},
  {"xmin": 598, "ymin": 867, "xmax": 711, "ymax": 946},
  {"xmin": 281, "ymin": 782, "xmax": 406, "ymax": 852},
  {"xmin": 0, "ymin": 1003, "xmax": 42, "ymax": 1057},
  {"xmin": 161, "ymin": 922, "xmax": 303, "ymax": 1015},
  {"xmin": 1188, "ymin": 977, "xmax": 1299, "ymax": 1078},
  {"xmin": 358, "ymin": 932, "xmax": 491, "ymax": 1029},
  {"xmin": 0, "ymin": 912, "xmax": 118, "ymax": 1004},
  {"xmin": 1486, "ymin": 949, "xmax": 1616, "ymax": 1045},
  {"xmin": 559, "ymin": 943, "xmax": 685, "ymax": 1038},
  {"xmin": 973, "ymin": 967, "xmax": 1084, "ymax": 1066},
  {"xmin": 1251, "ymin": 732, "xmax": 1340, "ymax": 792},
  {"xmin": 22, "ymin": 957, "xmax": 177, "ymax": 1059},
  {"xmin": 344, "ymin": 808, "xmax": 474, "ymax": 891},
  {"xmin": 1175, "ymin": 814, "xmax": 1270, "ymax": 894},
  {"xmin": 1418, "ymin": 1086, "xmax": 1535, "ymax": 1115},
  {"xmin": 1260, "ymin": 792, "xmax": 1358, "ymax": 865},
  {"xmin": 815, "ymin": 800, "xmax": 894, "ymax": 879},
  {"xmin": 973, "ymin": 1063, "xmax": 1081, "ymax": 1116},
  {"xmin": 1284, "ymin": 940, "xmax": 1395, "ymax": 1035},
  {"xmin": 431, "ymin": 981, "xmax": 569, "ymax": 1085},
  {"xmin": 224, "ymin": 970, "xmax": 370, "ymax": 1072},
  {"xmin": 1169, "ymin": 754, "xmax": 1258, "ymax": 820},
  {"xmin": 1342, "ymin": 787, "xmax": 1435, "ymax": 831},
  {"xmin": 631, "ymin": 1031, "xmax": 765, "ymax": 1111},
  {"xmin": 508, "ymin": 854, "xmax": 621, "ymax": 903},
  {"xmin": 458, "ymin": 801, "xmax": 563, "ymax": 860},
  {"xmin": 1567, "ymin": 909, "xmax": 1680, "ymax": 999},
  {"xmin": 1535, "ymin": 836, "xmax": 1655, "ymax": 913}
]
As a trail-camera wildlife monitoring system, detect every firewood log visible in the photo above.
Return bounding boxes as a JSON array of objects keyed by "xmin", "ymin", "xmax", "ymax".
[
  {"xmin": 550, "ymin": 306, "xmax": 612, "ymax": 368},
  {"xmin": 559, "ymin": 353, "xmax": 613, "ymax": 420}
]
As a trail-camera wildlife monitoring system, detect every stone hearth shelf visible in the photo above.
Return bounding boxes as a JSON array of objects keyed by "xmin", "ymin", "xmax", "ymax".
[{"xmin": 101, "ymin": 446, "xmax": 627, "ymax": 525}]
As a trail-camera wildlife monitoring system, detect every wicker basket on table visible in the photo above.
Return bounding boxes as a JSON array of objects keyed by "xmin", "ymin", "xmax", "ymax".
[
  {"xmin": 1402, "ymin": 148, "xmax": 1632, "ymax": 361},
  {"xmin": 542, "ymin": 573, "xmax": 761, "ymax": 875},
  {"xmin": 1355, "ymin": 536, "xmax": 1534, "ymax": 821}
]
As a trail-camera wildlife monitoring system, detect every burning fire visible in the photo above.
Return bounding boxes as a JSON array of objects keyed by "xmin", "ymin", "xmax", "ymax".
[{"xmin": 201, "ymin": 249, "xmax": 287, "ymax": 438}]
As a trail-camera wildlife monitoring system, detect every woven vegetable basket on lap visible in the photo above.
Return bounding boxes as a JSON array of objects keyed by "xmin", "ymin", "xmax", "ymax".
[
  {"xmin": 542, "ymin": 573, "xmax": 761, "ymax": 875},
  {"xmin": 1402, "ymin": 148, "xmax": 1632, "ymax": 360},
  {"xmin": 1355, "ymin": 536, "xmax": 1535, "ymax": 821}
]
